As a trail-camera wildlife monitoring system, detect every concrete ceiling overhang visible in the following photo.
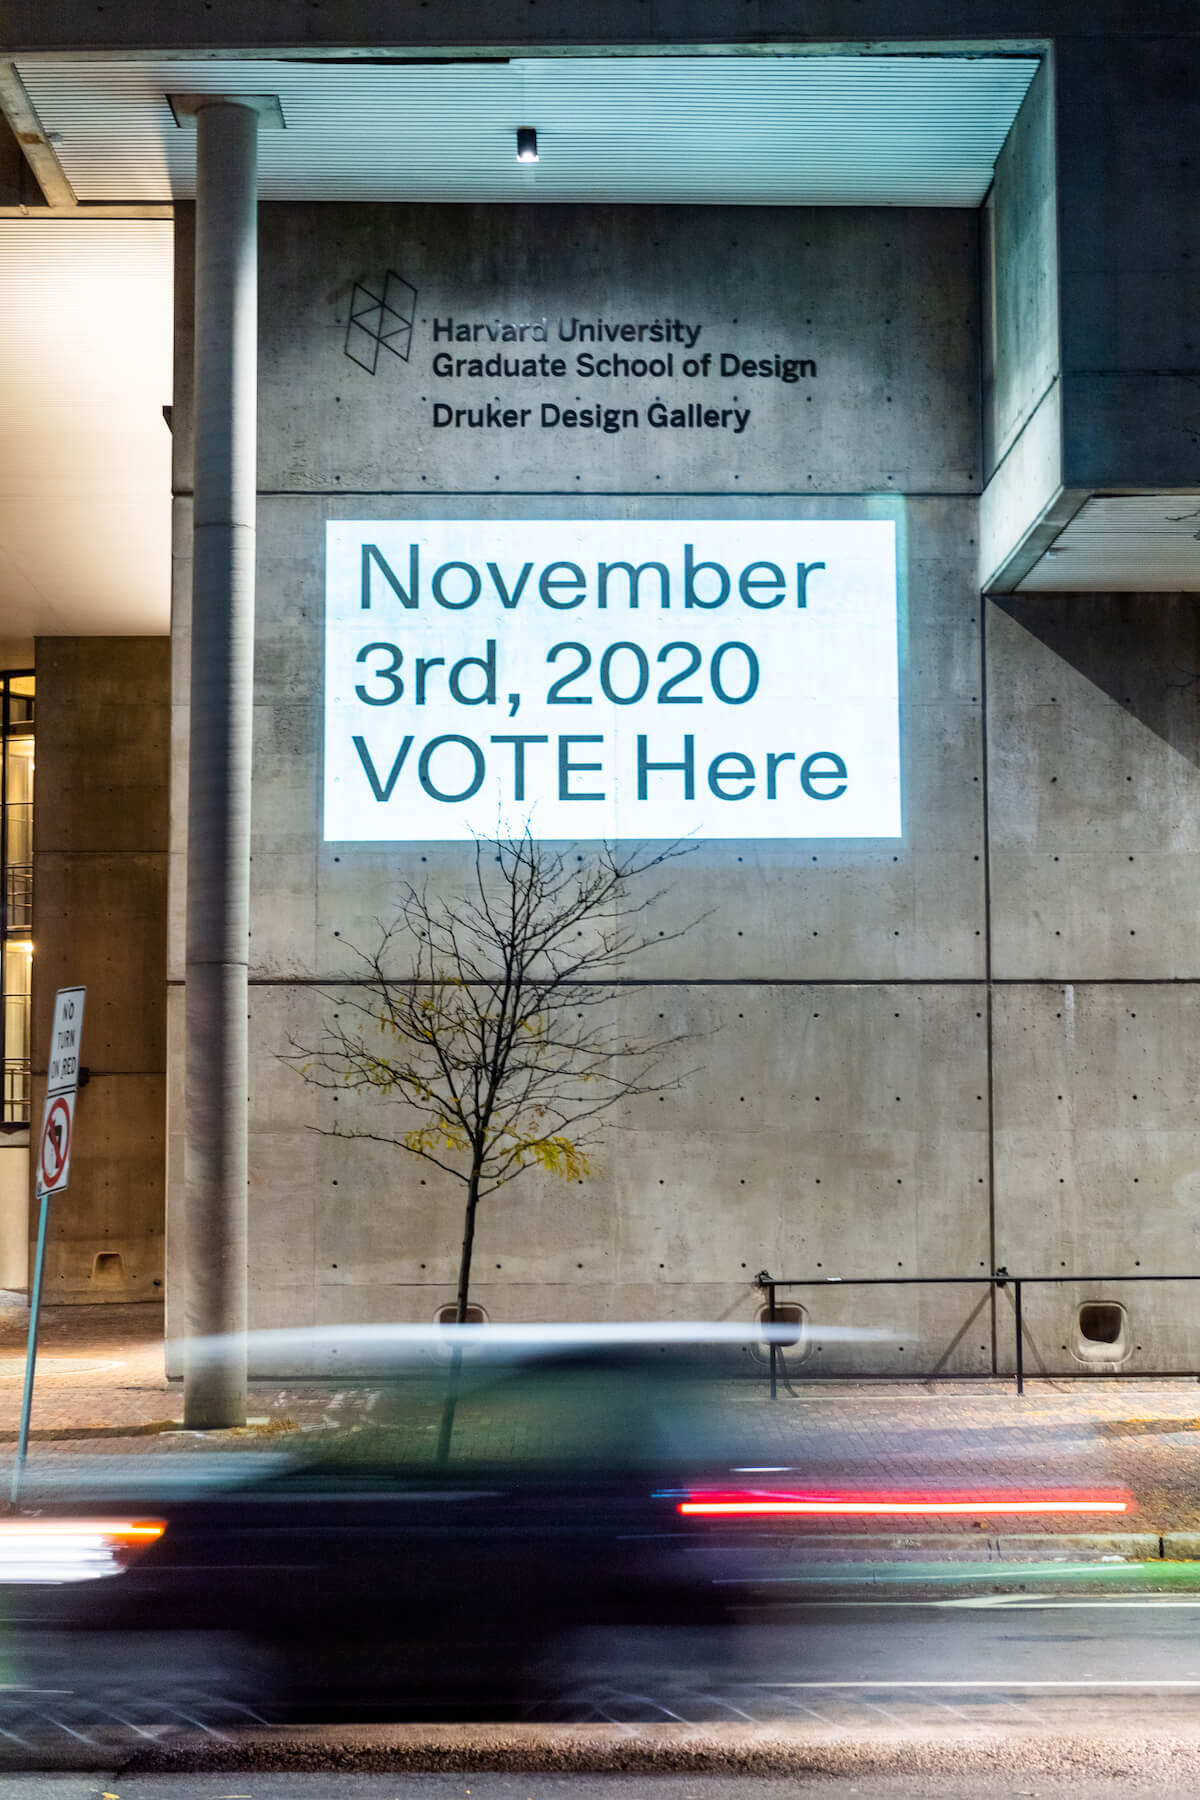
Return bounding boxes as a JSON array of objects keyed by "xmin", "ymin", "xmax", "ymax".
[
  {"xmin": 18, "ymin": 55, "xmax": 1039, "ymax": 208},
  {"xmin": 0, "ymin": 49, "xmax": 1042, "ymax": 643}
]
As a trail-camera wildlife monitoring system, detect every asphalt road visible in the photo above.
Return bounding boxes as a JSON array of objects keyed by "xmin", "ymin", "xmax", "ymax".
[
  {"xmin": 731, "ymin": 1590, "xmax": 1200, "ymax": 1692},
  {"xmin": 7, "ymin": 1589, "xmax": 1200, "ymax": 1789}
]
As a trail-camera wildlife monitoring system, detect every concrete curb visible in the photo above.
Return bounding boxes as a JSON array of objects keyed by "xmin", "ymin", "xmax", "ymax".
[
  {"xmin": 744, "ymin": 1531, "xmax": 1190, "ymax": 1561},
  {"xmin": 7, "ymin": 1719, "xmax": 1197, "ymax": 1780}
]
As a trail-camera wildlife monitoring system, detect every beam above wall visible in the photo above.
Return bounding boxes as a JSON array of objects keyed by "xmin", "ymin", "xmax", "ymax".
[
  {"xmin": 0, "ymin": 60, "xmax": 74, "ymax": 207},
  {"xmin": 1, "ymin": 0, "xmax": 1197, "ymax": 57},
  {"xmin": 0, "ymin": 204, "xmax": 173, "ymax": 217}
]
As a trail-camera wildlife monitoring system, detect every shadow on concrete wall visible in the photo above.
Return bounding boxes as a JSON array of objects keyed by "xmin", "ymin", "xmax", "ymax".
[{"xmin": 994, "ymin": 592, "xmax": 1200, "ymax": 766}]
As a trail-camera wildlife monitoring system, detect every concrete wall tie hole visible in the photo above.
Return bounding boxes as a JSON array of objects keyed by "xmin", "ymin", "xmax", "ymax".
[{"xmin": 1074, "ymin": 1300, "xmax": 1130, "ymax": 1364}]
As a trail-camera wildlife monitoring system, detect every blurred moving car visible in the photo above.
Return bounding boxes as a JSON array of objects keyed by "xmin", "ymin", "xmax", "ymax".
[{"xmin": 0, "ymin": 1324, "xmax": 818, "ymax": 1727}]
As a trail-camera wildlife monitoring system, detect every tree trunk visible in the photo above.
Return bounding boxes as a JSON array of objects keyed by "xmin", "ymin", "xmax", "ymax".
[
  {"xmin": 436, "ymin": 1170, "xmax": 481, "ymax": 1464},
  {"xmin": 454, "ymin": 1173, "xmax": 480, "ymax": 1324}
]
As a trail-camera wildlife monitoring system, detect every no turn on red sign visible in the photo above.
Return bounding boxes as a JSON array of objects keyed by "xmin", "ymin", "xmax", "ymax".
[
  {"xmin": 38, "ymin": 1092, "xmax": 74, "ymax": 1195},
  {"xmin": 36, "ymin": 986, "xmax": 85, "ymax": 1200}
]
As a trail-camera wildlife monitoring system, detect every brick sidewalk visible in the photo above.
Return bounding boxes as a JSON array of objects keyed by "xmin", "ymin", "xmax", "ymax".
[{"xmin": 2, "ymin": 1295, "xmax": 1199, "ymax": 1533}]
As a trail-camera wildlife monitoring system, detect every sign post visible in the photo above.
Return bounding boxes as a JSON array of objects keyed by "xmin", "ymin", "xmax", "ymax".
[{"xmin": 11, "ymin": 986, "xmax": 85, "ymax": 1507}]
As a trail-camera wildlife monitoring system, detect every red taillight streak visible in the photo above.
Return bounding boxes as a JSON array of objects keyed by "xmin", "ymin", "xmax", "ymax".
[{"xmin": 678, "ymin": 1496, "xmax": 1128, "ymax": 1517}]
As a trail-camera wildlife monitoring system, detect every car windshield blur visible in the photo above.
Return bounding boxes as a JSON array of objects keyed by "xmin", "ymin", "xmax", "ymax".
[{"xmin": 294, "ymin": 1347, "xmax": 752, "ymax": 1480}]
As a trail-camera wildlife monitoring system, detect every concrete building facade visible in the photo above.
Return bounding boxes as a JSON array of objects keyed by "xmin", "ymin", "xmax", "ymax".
[{"xmin": 2, "ymin": 4, "xmax": 1200, "ymax": 1380}]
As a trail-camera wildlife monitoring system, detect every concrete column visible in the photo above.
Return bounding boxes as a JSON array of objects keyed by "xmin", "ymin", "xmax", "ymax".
[{"xmin": 184, "ymin": 101, "xmax": 257, "ymax": 1428}]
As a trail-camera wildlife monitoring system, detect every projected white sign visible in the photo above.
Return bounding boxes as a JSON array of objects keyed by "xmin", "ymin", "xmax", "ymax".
[{"xmin": 324, "ymin": 519, "xmax": 900, "ymax": 841}]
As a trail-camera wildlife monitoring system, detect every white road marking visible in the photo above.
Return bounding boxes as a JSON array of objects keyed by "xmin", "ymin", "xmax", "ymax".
[
  {"xmin": 766, "ymin": 1680, "xmax": 1200, "ymax": 1690},
  {"xmin": 0, "ymin": 1359, "xmax": 123, "ymax": 1378},
  {"xmin": 933, "ymin": 1596, "xmax": 1200, "ymax": 1609},
  {"xmin": 777, "ymin": 1596, "xmax": 1034, "ymax": 1609},
  {"xmin": 744, "ymin": 1594, "xmax": 1200, "ymax": 1608}
]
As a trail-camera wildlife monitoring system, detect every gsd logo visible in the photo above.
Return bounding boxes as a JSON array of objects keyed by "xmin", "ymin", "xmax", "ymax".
[{"xmin": 344, "ymin": 270, "xmax": 417, "ymax": 374}]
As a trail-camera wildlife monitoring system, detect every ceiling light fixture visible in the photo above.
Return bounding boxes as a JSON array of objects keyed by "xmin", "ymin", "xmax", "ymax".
[{"xmin": 516, "ymin": 127, "xmax": 539, "ymax": 163}]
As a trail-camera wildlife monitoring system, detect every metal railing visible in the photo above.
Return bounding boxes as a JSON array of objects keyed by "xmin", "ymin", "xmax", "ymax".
[{"xmin": 755, "ymin": 1268, "xmax": 1200, "ymax": 1398}]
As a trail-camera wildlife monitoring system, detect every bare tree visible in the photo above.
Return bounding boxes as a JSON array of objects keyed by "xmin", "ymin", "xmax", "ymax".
[{"xmin": 287, "ymin": 835, "xmax": 700, "ymax": 1450}]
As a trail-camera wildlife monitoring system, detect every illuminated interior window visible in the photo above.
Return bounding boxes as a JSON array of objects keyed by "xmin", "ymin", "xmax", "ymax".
[{"xmin": 0, "ymin": 674, "xmax": 33, "ymax": 1125}]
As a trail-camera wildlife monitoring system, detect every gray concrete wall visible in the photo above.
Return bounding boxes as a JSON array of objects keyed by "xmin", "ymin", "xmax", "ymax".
[
  {"xmin": 988, "ymin": 593, "xmax": 1200, "ymax": 1374},
  {"xmin": 214, "ymin": 487, "xmax": 989, "ymax": 1363},
  {"xmin": 168, "ymin": 196, "xmax": 1200, "ymax": 1375},
  {"xmin": 32, "ymin": 637, "xmax": 168, "ymax": 1303},
  {"xmin": 172, "ymin": 204, "xmax": 980, "ymax": 499},
  {"xmin": 169, "ymin": 201, "xmax": 994, "ymax": 1366}
]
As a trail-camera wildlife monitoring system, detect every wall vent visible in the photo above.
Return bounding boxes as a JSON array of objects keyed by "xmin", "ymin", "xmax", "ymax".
[
  {"xmin": 1073, "ymin": 1300, "xmax": 1129, "ymax": 1364},
  {"xmin": 435, "ymin": 1302, "xmax": 487, "ymax": 1326},
  {"xmin": 756, "ymin": 1300, "xmax": 809, "ymax": 1361}
]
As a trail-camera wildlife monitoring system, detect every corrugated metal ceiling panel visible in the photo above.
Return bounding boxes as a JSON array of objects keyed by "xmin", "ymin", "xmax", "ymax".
[
  {"xmin": 19, "ymin": 55, "xmax": 1039, "ymax": 206},
  {"xmin": 1019, "ymin": 497, "xmax": 1200, "ymax": 592}
]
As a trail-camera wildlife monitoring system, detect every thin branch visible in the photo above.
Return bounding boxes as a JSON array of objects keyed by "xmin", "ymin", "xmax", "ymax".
[{"xmin": 283, "ymin": 832, "xmax": 705, "ymax": 1242}]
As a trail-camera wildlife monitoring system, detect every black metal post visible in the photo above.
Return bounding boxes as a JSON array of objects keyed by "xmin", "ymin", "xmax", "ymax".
[
  {"xmin": 1014, "ymin": 1278, "xmax": 1024, "ymax": 1396},
  {"xmin": 766, "ymin": 1277, "xmax": 777, "ymax": 1400}
]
